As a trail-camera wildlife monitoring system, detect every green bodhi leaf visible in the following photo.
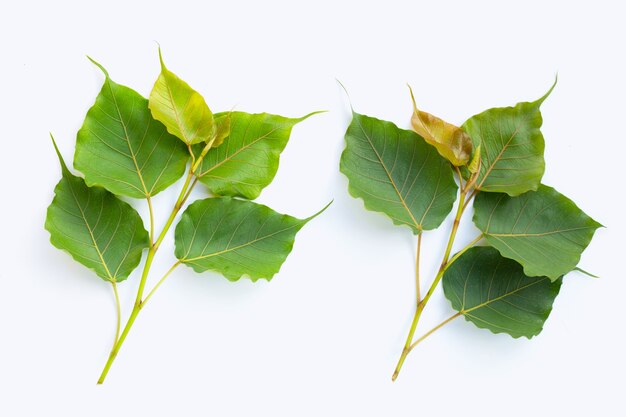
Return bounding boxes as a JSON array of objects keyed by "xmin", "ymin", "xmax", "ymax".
[
  {"xmin": 149, "ymin": 48, "xmax": 214, "ymax": 145},
  {"xmin": 443, "ymin": 246, "xmax": 562, "ymax": 338},
  {"xmin": 340, "ymin": 112, "xmax": 458, "ymax": 234},
  {"xmin": 461, "ymin": 79, "xmax": 557, "ymax": 196},
  {"xmin": 174, "ymin": 197, "xmax": 329, "ymax": 281},
  {"xmin": 194, "ymin": 111, "xmax": 319, "ymax": 200},
  {"xmin": 74, "ymin": 58, "xmax": 189, "ymax": 199},
  {"xmin": 409, "ymin": 86, "xmax": 473, "ymax": 166},
  {"xmin": 46, "ymin": 136, "xmax": 150, "ymax": 282},
  {"xmin": 473, "ymin": 184, "xmax": 602, "ymax": 280}
]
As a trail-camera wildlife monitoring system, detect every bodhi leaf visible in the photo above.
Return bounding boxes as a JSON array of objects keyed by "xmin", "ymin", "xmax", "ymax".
[
  {"xmin": 174, "ymin": 197, "xmax": 329, "ymax": 281},
  {"xmin": 473, "ymin": 184, "xmax": 601, "ymax": 281},
  {"xmin": 442, "ymin": 246, "xmax": 562, "ymax": 338},
  {"xmin": 340, "ymin": 112, "xmax": 458, "ymax": 234},
  {"xmin": 211, "ymin": 112, "xmax": 231, "ymax": 148},
  {"xmin": 409, "ymin": 86, "xmax": 473, "ymax": 166},
  {"xmin": 149, "ymin": 49, "xmax": 214, "ymax": 145},
  {"xmin": 194, "ymin": 111, "xmax": 319, "ymax": 200},
  {"xmin": 74, "ymin": 58, "xmax": 189, "ymax": 198},
  {"xmin": 461, "ymin": 80, "xmax": 556, "ymax": 196},
  {"xmin": 45, "ymin": 136, "xmax": 149, "ymax": 282}
]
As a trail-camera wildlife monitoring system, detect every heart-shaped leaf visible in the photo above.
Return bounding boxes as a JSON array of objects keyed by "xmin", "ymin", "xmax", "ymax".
[
  {"xmin": 409, "ymin": 86, "xmax": 473, "ymax": 166},
  {"xmin": 195, "ymin": 112, "xmax": 318, "ymax": 200},
  {"xmin": 473, "ymin": 185, "xmax": 602, "ymax": 280},
  {"xmin": 175, "ymin": 197, "xmax": 328, "ymax": 281},
  {"xmin": 443, "ymin": 246, "xmax": 562, "ymax": 338},
  {"xmin": 149, "ymin": 49, "xmax": 214, "ymax": 145},
  {"xmin": 46, "ymin": 136, "xmax": 149, "ymax": 282},
  {"xmin": 461, "ymin": 81, "xmax": 556, "ymax": 196},
  {"xmin": 74, "ymin": 59, "xmax": 189, "ymax": 198},
  {"xmin": 340, "ymin": 112, "xmax": 458, "ymax": 234}
]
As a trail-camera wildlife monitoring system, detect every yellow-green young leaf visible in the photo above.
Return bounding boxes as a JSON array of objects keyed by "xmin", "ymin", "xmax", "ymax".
[
  {"xmin": 212, "ymin": 112, "xmax": 232, "ymax": 148},
  {"xmin": 75, "ymin": 59, "xmax": 189, "ymax": 198},
  {"xmin": 195, "ymin": 112, "xmax": 319, "ymax": 200},
  {"xmin": 340, "ymin": 112, "xmax": 458, "ymax": 234},
  {"xmin": 409, "ymin": 86, "xmax": 473, "ymax": 166},
  {"xmin": 473, "ymin": 185, "xmax": 602, "ymax": 280},
  {"xmin": 45, "ymin": 136, "xmax": 149, "ymax": 282},
  {"xmin": 149, "ymin": 49, "xmax": 214, "ymax": 145},
  {"xmin": 467, "ymin": 145, "xmax": 481, "ymax": 174},
  {"xmin": 175, "ymin": 197, "xmax": 329, "ymax": 282},
  {"xmin": 443, "ymin": 246, "xmax": 562, "ymax": 339},
  {"xmin": 461, "ymin": 80, "xmax": 556, "ymax": 196}
]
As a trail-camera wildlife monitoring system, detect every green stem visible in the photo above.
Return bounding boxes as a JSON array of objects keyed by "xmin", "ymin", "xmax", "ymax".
[
  {"xmin": 408, "ymin": 312, "xmax": 462, "ymax": 351},
  {"xmin": 111, "ymin": 281, "xmax": 121, "ymax": 345},
  {"xmin": 392, "ymin": 180, "xmax": 470, "ymax": 382},
  {"xmin": 97, "ymin": 165, "xmax": 200, "ymax": 384},
  {"xmin": 142, "ymin": 262, "xmax": 181, "ymax": 306}
]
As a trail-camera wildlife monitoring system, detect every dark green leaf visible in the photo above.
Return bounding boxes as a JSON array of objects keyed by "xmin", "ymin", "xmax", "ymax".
[
  {"xmin": 461, "ymin": 81, "xmax": 556, "ymax": 196},
  {"xmin": 174, "ymin": 197, "xmax": 328, "ymax": 281},
  {"xmin": 45, "ymin": 136, "xmax": 149, "ymax": 282},
  {"xmin": 149, "ymin": 49, "xmax": 214, "ymax": 145},
  {"xmin": 443, "ymin": 246, "xmax": 562, "ymax": 338},
  {"xmin": 195, "ymin": 112, "xmax": 317, "ymax": 200},
  {"xmin": 473, "ymin": 185, "xmax": 602, "ymax": 280},
  {"xmin": 75, "ymin": 58, "xmax": 189, "ymax": 198},
  {"xmin": 340, "ymin": 112, "xmax": 458, "ymax": 234}
]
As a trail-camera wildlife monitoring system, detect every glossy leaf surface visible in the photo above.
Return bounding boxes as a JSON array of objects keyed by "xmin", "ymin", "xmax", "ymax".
[
  {"xmin": 443, "ymin": 246, "xmax": 562, "ymax": 338},
  {"xmin": 149, "ymin": 50, "xmax": 214, "ymax": 145},
  {"xmin": 46, "ymin": 137, "xmax": 149, "ymax": 282},
  {"xmin": 175, "ymin": 197, "xmax": 326, "ymax": 281},
  {"xmin": 340, "ymin": 112, "xmax": 458, "ymax": 234},
  {"xmin": 461, "ymin": 83, "xmax": 555, "ymax": 196},
  {"xmin": 473, "ymin": 185, "xmax": 601, "ymax": 280},
  {"xmin": 195, "ymin": 112, "xmax": 316, "ymax": 200},
  {"xmin": 74, "ymin": 59, "xmax": 189, "ymax": 198},
  {"xmin": 409, "ymin": 87, "xmax": 472, "ymax": 166}
]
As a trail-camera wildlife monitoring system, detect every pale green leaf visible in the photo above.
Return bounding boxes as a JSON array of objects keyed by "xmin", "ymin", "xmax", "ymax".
[
  {"xmin": 74, "ymin": 58, "xmax": 189, "ymax": 198},
  {"xmin": 46, "ymin": 136, "xmax": 149, "ymax": 282},
  {"xmin": 340, "ymin": 112, "xmax": 458, "ymax": 234},
  {"xmin": 443, "ymin": 246, "xmax": 562, "ymax": 338},
  {"xmin": 195, "ymin": 111, "xmax": 318, "ymax": 200},
  {"xmin": 473, "ymin": 184, "xmax": 602, "ymax": 280},
  {"xmin": 175, "ymin": 197, "xmax": 328, "ymax": 281},
  {"xmin": 149, "ymin": 49, "xmax": 214, "ymax": 145}
]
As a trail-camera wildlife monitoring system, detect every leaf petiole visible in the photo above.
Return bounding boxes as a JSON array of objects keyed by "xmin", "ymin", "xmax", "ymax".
[
  {"xmin": 97, "ymin": 147, "xmax": 209, "ymax": 384},
  {"xmin": 392, "ymin": 170, "xmax": 479, "ymax": 381}
]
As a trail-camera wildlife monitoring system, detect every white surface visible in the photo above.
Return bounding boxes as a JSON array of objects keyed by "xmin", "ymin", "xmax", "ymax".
[{"xmin": 0, "ymin": 0, "xmax": 623, "ymax": 415}]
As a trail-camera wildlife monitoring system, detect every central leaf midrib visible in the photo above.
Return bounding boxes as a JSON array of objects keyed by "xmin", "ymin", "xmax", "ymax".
[
  {"xmin": 356, "ymin": 118, "xmax": 421, "ymax": 231},
  {"xmin": 182, "ymin": 223, "xmax": 301, "ymax": 263},
  {"xmin": 108, "ymin": 81, "xmax": 150, "ymax": 197}
]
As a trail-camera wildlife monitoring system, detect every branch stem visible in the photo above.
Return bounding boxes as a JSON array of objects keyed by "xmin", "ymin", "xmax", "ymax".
[
  {"xmin": 97, "ymin": 154, "xmax": 204, "ymax": 384},
  {"xmin": 392, "ymin": 170, "xmax": 478, "ymax": 381}
]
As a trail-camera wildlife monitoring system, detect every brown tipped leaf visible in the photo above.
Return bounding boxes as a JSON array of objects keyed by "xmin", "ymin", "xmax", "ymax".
[{"xmin": 409, "ymin": 86, "xmax": 473, "ymax": 166}]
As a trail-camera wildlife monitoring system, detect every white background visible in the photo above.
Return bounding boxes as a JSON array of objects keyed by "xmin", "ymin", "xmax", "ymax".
[{"xmin": 1, "ymin": 0, "xmax": 623, "ymax": 415}]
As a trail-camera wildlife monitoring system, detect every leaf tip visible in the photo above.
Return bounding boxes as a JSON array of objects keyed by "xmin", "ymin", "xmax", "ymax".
[
  {"xmin": 407, "ymin": 83, "xmax": 418, "ymax": 111},
  {"xmin": 336, "ymin": 79, "xmax": 355, "ymax": 113},
  {"xmin": 49, "ymin": 133, "xmax": 69, "ymax": 174},
  {"xmin": 535, "ymin": 75, "xmax": 558, "ymax": 106},
  {"xmin": 306, "ymin": 200, "xmax": 333, "ymax": 222},
  {"xmin": 157, "ymin": 45, "xmax": 166, "ymax": 69},
  {"xmin": 86, "ymin": 56, "xmax": 109, "ymax": 78}
]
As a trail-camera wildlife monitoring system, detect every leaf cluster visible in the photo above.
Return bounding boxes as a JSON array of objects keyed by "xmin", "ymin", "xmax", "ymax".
[
  {"xmin": 340, "ymin": 79, "xmax": 601, "ymax": 378},
  {"xmin": 45, "ymin": 50, "xmax": 326, "ymax": 382}
]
